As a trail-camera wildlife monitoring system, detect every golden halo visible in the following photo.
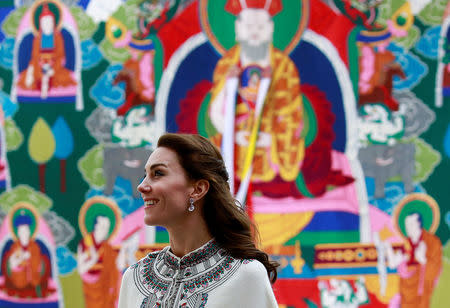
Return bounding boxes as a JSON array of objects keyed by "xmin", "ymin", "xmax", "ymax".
[
  {"xmin": 392, "ymin": 193, "xmax": 440, "ymax": 239},
  {"xmin": 8, "ymin": 202, "xmax": 40, "ymax": 242},
  {"xmin": 78, "ymin": 196, "xmax": 122, "ymax": 241},
  {"xmin": 30, "ymin": 0, "xmax": 64, "ymax": 36},
  {"xmin": 199, "ymin": 0, "xmax": 309, "ymax": 55}
]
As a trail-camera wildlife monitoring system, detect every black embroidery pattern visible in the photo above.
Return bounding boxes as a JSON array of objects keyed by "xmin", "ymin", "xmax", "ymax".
[
  {"xmin": 131, "ymin": 240, "xmax": 244, "ymax": 308},
  {"xmin": 141, "ymin": 254, "xmax": 170, "ymax": 294}
]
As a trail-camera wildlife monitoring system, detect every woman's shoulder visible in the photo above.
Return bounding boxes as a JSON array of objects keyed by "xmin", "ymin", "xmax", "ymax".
[
  {"xmin": 125, "ymin": 248, "xmax": 166, "ymax": 274},
  {"xmin": 218, "ymin": 258, "xmax": 275, "ymax": 300},
  {"xmin": 235, "ymin": 258, "xmax": 269, "ymax": 281}
]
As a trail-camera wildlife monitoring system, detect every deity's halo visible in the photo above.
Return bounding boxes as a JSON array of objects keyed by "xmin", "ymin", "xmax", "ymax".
[
  {"xmin": 30, "ymin": 0, "xmax": 64, "ymax": 35},
  {"xmin": 392, "ymin": 193, "xmax": 440, "ymax": 239},
  {"xmin": 9, "ymin": 202, "xmax": 39, "ymax": 241},
  {"xmin": 78, "ymin": 196, "xmax": 122, "ymax": 241},
  {"xmin": 199, "ymin": 0, "xmax": 309, "ymax": 55}
]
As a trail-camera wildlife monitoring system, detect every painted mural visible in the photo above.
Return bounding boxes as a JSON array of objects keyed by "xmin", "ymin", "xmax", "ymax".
[{"xmin": 0, "ymin": 0, "xmax": 448, "ymax": 307}]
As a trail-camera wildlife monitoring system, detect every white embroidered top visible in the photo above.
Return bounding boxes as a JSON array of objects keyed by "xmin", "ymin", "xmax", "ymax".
[{"xmin": 118, "ymin": 239, "xmax": 278, "ymax": 307}]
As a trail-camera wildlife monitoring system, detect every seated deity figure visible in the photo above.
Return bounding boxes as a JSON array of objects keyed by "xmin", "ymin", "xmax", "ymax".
[
  {"xmin": 1, "ymin": 212, "xmax": 53, "ymax": 298},
  {"xmin": 208, "ymin": 0, "xmax": 305, "ymax": 202},
  {"xmin": 77, "ymin": 215, "xmax": 120, "ymax": 308},
  {"xmin": 386, "ymin": 212, "xmax": 442, "ymax": 308},
  {"xmin": 17, "ymin": 3, "xmax": 76, "ymax": 99}
]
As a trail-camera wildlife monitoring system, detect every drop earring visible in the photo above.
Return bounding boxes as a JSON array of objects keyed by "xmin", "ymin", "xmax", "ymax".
[{"xmin": 188, "ymin": 197, "xmax": 195, "ymax": 212}]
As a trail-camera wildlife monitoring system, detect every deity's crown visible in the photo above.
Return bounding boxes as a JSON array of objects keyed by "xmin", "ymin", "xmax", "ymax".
[
  {"xmin": 40, "ymin": 3, "xmax": 54, "ymax": 19},
  {"xmin": 13, "ymin": 211, "xmax": 32, "ymax": 227},
  {"xmin": 225, "ymin": 0, "xmax": 282, "ymax": 16}
]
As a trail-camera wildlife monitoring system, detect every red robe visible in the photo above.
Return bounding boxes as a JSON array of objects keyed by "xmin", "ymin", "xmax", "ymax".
[{"xmin": 1, "ymin": 241, "xmax": 52, "ymax": 298}]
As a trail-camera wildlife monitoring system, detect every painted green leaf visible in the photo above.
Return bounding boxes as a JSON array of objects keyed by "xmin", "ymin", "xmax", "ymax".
[
  {"xmin": 0, "ymin": 184, "xmax": 52, "ymax": 213},
  {"xmin": 444, "ymin": 240, "xmax": 450, "ymax": 262},
  {"xmin": 70, "ymin": 6, "xmax": 97, "ymax": 40},
  {"xmin": 99, "ymin": 38, "xmax": 130, "ymax": 63},
  {"xmin": 112, "ymin": 0, "xmax": 141, "ymax": 31},
  {"xmin": 59, "ymin": 271, "xmax": 86, "ymax": 308},
  {"xmin": 413, "ymin": 138, "xmax": 441, "ymax": 182},
  {"xmin": 377, "ymin": 0, "xmax": 406, "ymax": 27},
  {"xmin": 394, "ymin": 25, "xmax": 420, "ymax": 50},
  {"xmin": 28, "ymin": 118, "xmax": 56, "ymax": 164},
  {"xmin": 77, "ymin": 144, "xmax": 105, "ymax": 188},
  {"xmin": 5, "ymin": 118, "xmax": 23, "ymax": 151},
  {"xmin": 417, "ymin": 0, "xmax": 448, "ymax": 26},
  {"xmin": 430, "ymin": 252, "xmax": 450, "ymax": 306},
  {"xmin": 1, "ymin": 6, "xmax": 27, "ymax": 37},
  {"xmin": 98, "ymin": 0, "xmax": 141, "ymax": 62}
]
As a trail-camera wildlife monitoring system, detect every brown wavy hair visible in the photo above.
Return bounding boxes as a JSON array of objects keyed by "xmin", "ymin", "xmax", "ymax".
[{"xmin": 157, "ymin": 133, "xmax": 279, "ymax": 283}]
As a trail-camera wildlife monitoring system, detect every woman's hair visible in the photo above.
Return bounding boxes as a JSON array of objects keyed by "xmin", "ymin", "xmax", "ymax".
[{"xmin": 157, "ymin": 133, "xmax": 279, "ymax": 283}]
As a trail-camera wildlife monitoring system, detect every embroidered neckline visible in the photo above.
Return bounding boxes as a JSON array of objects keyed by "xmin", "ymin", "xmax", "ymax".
[
  {"xmin": 162, "ymin": 238, "xmax": 222, "ymax": 270},
  {"xmin": 183, "ymin": 255, "xmax": 235, "ymax": 294},
  {"xmin": 132, "ymin": 239, "xmax": 248, "ymax": 307},
  {"xmin": 141, "ymin": 254, "xmax": 170, "ymax": 294}
]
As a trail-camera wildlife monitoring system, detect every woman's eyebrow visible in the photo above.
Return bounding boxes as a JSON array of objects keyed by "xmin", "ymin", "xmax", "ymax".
[{"xmin": 149, "ymin": 163, "xmax": 168, "ymax": 170}]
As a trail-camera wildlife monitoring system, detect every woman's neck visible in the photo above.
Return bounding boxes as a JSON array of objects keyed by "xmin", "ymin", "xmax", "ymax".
[{"xmin": 167, "ymin": 214, "xmax": 213, "ymax": 258}]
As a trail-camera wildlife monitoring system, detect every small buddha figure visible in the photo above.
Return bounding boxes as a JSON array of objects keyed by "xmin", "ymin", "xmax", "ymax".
[
  {"xmin": 17, "ymin": 3, "xmax": 76, "ymax": 99},
  {"xmin": 1, "ymin": 212, "xmax": 52, "ymax": 298}
]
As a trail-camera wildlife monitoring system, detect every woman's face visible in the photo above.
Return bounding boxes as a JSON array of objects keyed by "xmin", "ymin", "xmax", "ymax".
[{"xmin": 137, "ymin": 147, "xmax": 194, "ymax": 228}]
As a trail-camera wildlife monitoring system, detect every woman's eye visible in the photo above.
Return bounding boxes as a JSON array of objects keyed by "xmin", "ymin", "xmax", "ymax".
[{"xmin": 154, "ymin": 170, "xmax": 163, "ymax": 176}]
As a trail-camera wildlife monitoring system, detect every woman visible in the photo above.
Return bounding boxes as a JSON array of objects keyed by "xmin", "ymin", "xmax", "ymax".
[{"xmin": 118, "ymin": 133, "xmax": 278, "ymax": 307}]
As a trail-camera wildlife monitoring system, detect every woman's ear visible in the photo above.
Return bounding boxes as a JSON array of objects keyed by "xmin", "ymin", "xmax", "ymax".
[{"xmin": 191, "ymin": 179, "xmax": 209, "ymax": 201}]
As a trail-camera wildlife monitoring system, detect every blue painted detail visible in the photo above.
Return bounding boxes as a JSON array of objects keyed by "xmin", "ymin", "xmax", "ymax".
[
  {"xmin": 89, "ymin": 64, "xmax": 125, "ymax": 108},
  {"xmin": 443, "ymin": 87, "xmax": 450, "ymax": 96},
  {"xmin": 77, "ymin": 0, "xmax": 91, "ymax": 9},
  {"xmin": 365, "ymin": 177, "xmax": 425, "ymax": 214},
  {"xmin": 415, "ymin": 26, "xmax": 441, "ymax": 59},
  {"xmin": 166, "ymin": 40, "xmax": 347, "ymax": 151},
  {"xmin": 156, "ymin": 226, "xmax": 167, "ymax": 232},
  {"xmin": 56, "ymin": 245, "xmax": 77, "ymax": 275},
  {"xmin": 86, "ymin": 176, "xmax": 143, "ymax": 217},
  {"xmin": 272, "ymin": 255, "xmax": 398, "ymax": 279},
  {"xmin": 0, "ymin": 37, "xmax": 14, "ymax": 69},
  {"xmin": 52, "ymin": 116, "xmax": 74, "ymax": 159},
  {"xmin": 290, "ymin": 40, "xmax": 346, "ymax": 151},
  {"xmin": 303, "ymin": 212, "xmax": 359, "ymax": 231},
  {"xmin": 18, "ymin": 33, "xmax": 34, "ymax": 73},
  {"xmin": 166, "ymin": 42, "xmax": 220, "ymax": 132},
  {"xmin": 387, "ymin": 42, "xmax": 428, "ymax": 91},
  {"xmin": 272, "ymin": 256, "xmax": 317, "ymax": 279},
  {"xmin": 61, "ymin": 29, "xmax": 75, "ymax": 70},
  {"xmin": 356, "ymin": 31, "xmax": 391, "ymax": 43},
  {"xmin": 314, "ymin": 266, "xmax": 397, "ymax": 277},
  {"xmin": 17, "ymin": 29, "xmax": 75, "ymax": 73},
  {"xmin": 444, "ymin": 123, "xmax": 450, "ymax": 158},
  {"xmin": 0, "ymin": 239, "xmax": 13, "ymax": 275},
  {"xmin": 0, "ymin": 8, "xmax": 14, "ymax": 32},
  {"xmin": 17, "ymin": 96, "xmax": 76, "ymax": 103},
  {"xmin": 81, "ymin": 39, "xmax": 102, "ymax": 69},
  {"xmin": 41, "ymin": 34, "xmax": 55, "ymax": 50},
  {"xmin": 129, "ymin": 40, "xmax": 154, "ymax": 51},
  {"xmin": 0, "ymin": 90, "xmax": 18, "ymax": 117},
  {"xmin": 0, "ymin": 300, "xmax": 59, "ymax": 308}
]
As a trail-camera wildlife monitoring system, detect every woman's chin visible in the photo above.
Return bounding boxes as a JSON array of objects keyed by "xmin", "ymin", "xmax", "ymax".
[{"xmin": 144, "ymin": 215, "xmax": 157, "ymax": 226}]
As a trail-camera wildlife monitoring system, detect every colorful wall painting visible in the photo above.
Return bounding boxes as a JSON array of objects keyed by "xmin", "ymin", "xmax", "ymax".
[{"xmin": 0, "ymin": 0, "xmax": 448, "ymax": 307}]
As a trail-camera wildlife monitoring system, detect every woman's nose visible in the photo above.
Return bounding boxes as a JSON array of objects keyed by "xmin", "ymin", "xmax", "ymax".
[{"xmin": 137, "ymin": 177, "xmax": 151, "ymax": 193}]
